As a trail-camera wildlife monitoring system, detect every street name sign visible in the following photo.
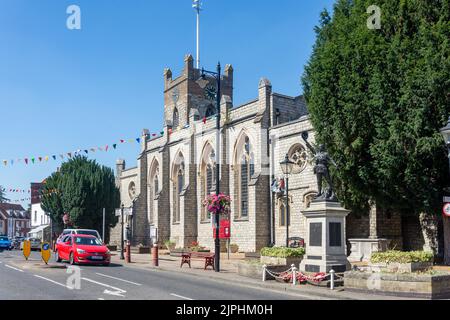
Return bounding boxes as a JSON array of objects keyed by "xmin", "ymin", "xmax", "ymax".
[{"xmin": 115, "ymin": 209, "xmax": 121, "ymax": 217}]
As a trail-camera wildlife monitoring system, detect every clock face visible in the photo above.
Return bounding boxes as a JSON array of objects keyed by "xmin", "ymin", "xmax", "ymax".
[{"xmin": 204, "ymin": 85, "xmax": 217, "ymax": 101}]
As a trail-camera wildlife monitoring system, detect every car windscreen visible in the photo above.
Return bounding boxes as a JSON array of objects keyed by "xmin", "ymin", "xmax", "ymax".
[
  {"xmin": 76, "ymin": 230, "xmax": 99, "ymax": 238},
  {"xmin": 74, "ymin": 237, "xmax": 102, "ymax": 246}
]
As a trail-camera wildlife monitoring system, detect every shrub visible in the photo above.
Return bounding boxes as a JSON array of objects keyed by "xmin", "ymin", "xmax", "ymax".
[
  {"xmin": 371, "ymin": 251, "xmax": 434, "ymax": 264},
  {"xmin": 164, "ymin": 240, "xmax": 176, "ymax": 250},
  {"xmin": 260, "ymin": 247, "xmax": 305, "ymax": 258}
]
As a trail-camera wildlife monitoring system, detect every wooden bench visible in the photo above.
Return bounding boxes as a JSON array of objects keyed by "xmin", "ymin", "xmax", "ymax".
[{"xmin": 180, "ymin": 252, "xmax": 215, "ymax": 270}]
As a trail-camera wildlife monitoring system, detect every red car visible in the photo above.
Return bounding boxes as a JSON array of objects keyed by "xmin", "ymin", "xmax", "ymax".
[{"xmin": 55, "ymin": 234, "xmax": 111, "ymax": 266}]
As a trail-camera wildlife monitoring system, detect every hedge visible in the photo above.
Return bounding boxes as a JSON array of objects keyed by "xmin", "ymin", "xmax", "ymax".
[
  {"xmin": 370, "ymin": 251, "xmax": 434, "ymax": 264},
  {"xmin": 260, "ymin": 247, "xmax": 305, "ymax": 258}
]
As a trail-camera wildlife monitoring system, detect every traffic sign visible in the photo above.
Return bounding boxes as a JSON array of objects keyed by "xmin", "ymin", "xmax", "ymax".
[
  {"xmin": 115, "ymin": 209, "xmax": 121, "ymax": 217},
  {"xmin": 124, "ymin": 208, "xmax": 133, "ymax": 216},
  {"xmin": 22, "ymin": 240, "xmax": 31, "ymax": 260},
  {"xmin": 41, "ymin": 242, "xmax": 51, "ymax": 264},
  {"xmin": 443, "ymin": 203, "xmax": 450, "ymax": 217},
  {"xmin": 444, "ymin": 197, "xmax": 450, "ymax": 203}
]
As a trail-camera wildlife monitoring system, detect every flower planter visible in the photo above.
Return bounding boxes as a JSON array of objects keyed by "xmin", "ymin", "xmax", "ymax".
[
  {"xmin": 370, "ymin": 261, "xmax": 432, "ymax": 273},
  {"xmin": 138, "ymin": 246, "xmax": 151, "ymax": 254},
  {"xmin": 345, "ymin": 271, "xmax": 450, "ymax": 299},
  {"xmin": 237, "ymin": 261, "xmax": 291, "ymax": 280},
  {"xmin": 260, "ymin": 256, "xmax": 303, "ymax": 268}
]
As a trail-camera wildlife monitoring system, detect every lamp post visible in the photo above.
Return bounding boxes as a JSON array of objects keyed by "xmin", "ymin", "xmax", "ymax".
[
  {"xmin": 120, "ymin": 203, "xmax": 125, "ymax": 260},
  {"xmin": 440, "ymin": 117, "xmax": 450, "ymax": 171},
  {"xmin": 280, "ymin": 154, "xmax": 294, "ymax": 247},
  {"xmin": 199, "ymin": 62, "xmax": 221, "ymax": 272},
  {"xmin": 440, "ymin": 116, "xmax": 450, "ymax": 265}
]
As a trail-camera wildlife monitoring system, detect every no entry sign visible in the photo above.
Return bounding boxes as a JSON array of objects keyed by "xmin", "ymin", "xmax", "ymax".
[{"xmin": 443, "ymin": 203, "xmax": 450, "ymax": 217}]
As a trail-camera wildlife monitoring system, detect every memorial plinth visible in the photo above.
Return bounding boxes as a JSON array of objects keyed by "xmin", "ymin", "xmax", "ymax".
[{"xmin": 300, "ymin": 200, "xmax": 350, "ymax": 273}]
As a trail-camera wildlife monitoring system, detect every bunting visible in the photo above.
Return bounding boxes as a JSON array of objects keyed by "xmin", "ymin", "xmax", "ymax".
[{"xmin": 1, "ymin": 132, "xmax": 167, "ymax": 168}]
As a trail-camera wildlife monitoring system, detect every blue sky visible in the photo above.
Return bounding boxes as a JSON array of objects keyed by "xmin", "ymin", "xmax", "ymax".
[{"xmin": 0, "ymin": 0, "xmax": 334, "ymax": 206}]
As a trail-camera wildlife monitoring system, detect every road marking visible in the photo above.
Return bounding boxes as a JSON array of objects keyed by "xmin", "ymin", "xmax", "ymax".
[
  {"xmin": 98, "ymin": 298, "xmax": 105, "ymax": 300},
  {"xmin": 81, "ymin": 278, "xmax": 126, "ymax": 293},
  {"xmin": 170, "ymin": 293, "xmax": 194, "ymax": 300},
  {"xmin": 34, "ymin": 275, "xmax": 69, "ymax": 288},
  {"xmin": 95, "ymin": 273, "xmax": 142, "ymax": 286},
  {"xmin": 5, "ymin": 264, "xmax": 24, "ymax": 272}
]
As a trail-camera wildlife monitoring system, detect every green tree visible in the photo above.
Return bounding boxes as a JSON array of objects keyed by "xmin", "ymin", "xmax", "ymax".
[
  {"xmin": 0, "ymin": 186, "xmax": 9, "ymax": 203},
  {"xmin": 41, "ymin": 156, "xmax": 120, "ymax": 243},
  {"xmin": 302, "ymin": 0, "xmax": 450, "ymax": 259}
]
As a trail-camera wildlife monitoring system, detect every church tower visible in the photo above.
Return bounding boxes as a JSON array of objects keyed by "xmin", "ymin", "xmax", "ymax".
[{"xmin": 163, "ymin": 54, "xmax": 233, "ymax": 130}]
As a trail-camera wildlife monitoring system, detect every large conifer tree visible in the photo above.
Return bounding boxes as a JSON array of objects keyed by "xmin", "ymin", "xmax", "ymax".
[
  {"xmin": 302, "ymin": 0, "xmax": 450, "ymax": 259},
  {"xmin": 41, "ymin": 156, "xmax": 120, "ymax": 243}
]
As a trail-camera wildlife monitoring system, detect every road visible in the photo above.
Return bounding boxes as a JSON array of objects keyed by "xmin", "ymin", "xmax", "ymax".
[{"xmin": 0, "ymin": 249, "xmax": 314, "ymax": 300}]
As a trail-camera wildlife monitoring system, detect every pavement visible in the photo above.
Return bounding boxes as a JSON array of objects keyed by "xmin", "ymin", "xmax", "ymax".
[
  {"xmin": 0, "ymin": 248, "xmax": 421, "ymax": 300},
  {"xmin": 0, "ymin": 249, "xmax": 312, "ymax": 300},
  {"xmin": 108, "ymin": 249, "xmax": 416, "ymax": 300}
]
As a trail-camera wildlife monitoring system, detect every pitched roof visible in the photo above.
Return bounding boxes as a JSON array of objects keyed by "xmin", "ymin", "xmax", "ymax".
[{"xmin": 0, "ymin": 203, "xmax": 28, "ymax": 220}]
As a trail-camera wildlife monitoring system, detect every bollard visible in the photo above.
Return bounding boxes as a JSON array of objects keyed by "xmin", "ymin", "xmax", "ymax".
[
  {"xmin": 291, "ymin": 264, "xmax": 297, "ymax": 285},
  {"xmin": 151, "ymin": 244, "xmax": 159, "ymax": 267},
  {"xmin": 330, "ymin": 269, "xmax": 335, "ymax": 290},
  {"xmin": 125, "ymin": 240, "xmax": 131, "ymax": 263},
  {"xmin": 262, "ymin": 264, "xmax": 267, "ymax": 282}
]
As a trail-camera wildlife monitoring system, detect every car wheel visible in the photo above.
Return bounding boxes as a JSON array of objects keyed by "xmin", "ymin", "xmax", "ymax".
[
  {"xmin": 55, "ymin": 251, "xmax": 62, "ymax": 262},
  {"xmin": 69, "ymin": 252, "xmax": 75, "ymax": 265}
]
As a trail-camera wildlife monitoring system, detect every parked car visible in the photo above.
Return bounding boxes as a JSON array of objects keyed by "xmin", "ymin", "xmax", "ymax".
[
  {"xmin": 20, "ymin": 237, "xmax": 41, "ymax": 251},
  {"xmin": 55, "ymin": 234, "xmax": 110, "ymax": 266},
  {"xmin": 0, "ymin": 236, "xmax": 12, "ymax": 250},
  {"xmin": 12, "ymin": 237, "xmax": 25, "ymax": 249},
  {"xmin": 62, "ymin": 229, "xmax": 102, "ymax": 241},
  {"xmin": 55, "ymin": 229, "xmax": 102, "ymax": 252}
]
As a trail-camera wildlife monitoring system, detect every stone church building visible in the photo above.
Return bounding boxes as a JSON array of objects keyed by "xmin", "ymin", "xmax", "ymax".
[{"xmin": 110, "ymin": 54, "xmax": 440, "ymax": 256}]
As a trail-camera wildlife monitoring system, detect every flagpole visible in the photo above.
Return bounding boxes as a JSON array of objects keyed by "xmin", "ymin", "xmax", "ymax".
[{"xmin": 193, "ymin": 0, "xmax": 202, "ymax": 69}]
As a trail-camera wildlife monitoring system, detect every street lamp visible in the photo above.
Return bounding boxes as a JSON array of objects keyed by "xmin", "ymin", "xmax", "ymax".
[
  {"xmin": 280, "ymin": 153, "xmax": 294, "ymax": 247},
  {"xmin": 120, "ymin": 203, "xmax": 125, "ymax": 260},
  {"xmin": 198, "ymin": 62, "xmax": 221, "ymax": 272},
  {"xmin": 440, "ymin": 116, "xmax": 450, "ymax": 156}
]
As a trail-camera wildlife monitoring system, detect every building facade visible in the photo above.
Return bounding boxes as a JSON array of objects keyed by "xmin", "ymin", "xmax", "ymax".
[
  {"xmin": 28, "ymin": 182, "xmax": 51, "ymax": 240},
  {"xmin": 111, "ymin": 55, "xmax": 438, "ymax": 254},
  {"xmin": 0, "ymin": 203, "xmax": 31, "ymax": 238}
]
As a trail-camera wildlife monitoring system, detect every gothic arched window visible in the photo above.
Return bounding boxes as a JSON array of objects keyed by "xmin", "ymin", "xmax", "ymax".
[
  {"xmin": 173, "ymin": 108, "xmax": 179, "ymax": 130},
  {"xmin": 148, "ymin": 163, "xmax": 159, "ymax": 224},
  {"xmin": 279, "ymin": 202, "xmax": 290, "ymax": 227},
  {"xmin": 235, "ymin": 136, "xmax": 253, "ymax": 219},
  {"xmin": 173, "ymin": 160, "xmax": 184, "ymax": 223},
  {"xmin": 201, "ymin": 146, "xmax": 215, "ymax": 222}
]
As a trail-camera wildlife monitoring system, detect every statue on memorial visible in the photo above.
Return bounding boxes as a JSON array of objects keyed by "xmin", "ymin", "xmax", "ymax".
[{"xmin": 301, "ymin": 131, "xmax": 338, "ymax": 201}]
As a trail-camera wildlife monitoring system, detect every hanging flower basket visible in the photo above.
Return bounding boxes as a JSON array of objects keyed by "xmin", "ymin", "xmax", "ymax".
[{"xmin": 202, "ymin": 193, "xmax": 231, "ymax": 216}]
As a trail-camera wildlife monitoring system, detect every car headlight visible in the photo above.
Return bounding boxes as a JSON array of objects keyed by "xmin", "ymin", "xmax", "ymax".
[{"xmin": 76, "ymin": 248, "xmax": 86, "ymax": 254}]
